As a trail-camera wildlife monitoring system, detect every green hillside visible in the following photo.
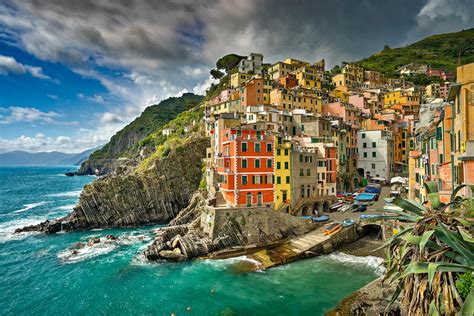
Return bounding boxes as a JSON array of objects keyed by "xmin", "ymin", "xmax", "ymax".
[
  {"xmin": 355, "ymin": 28, "xmax": 474, "ymax": 76},
  {"xmin": 89, "ymin": 92, "xmax": 203, "ymax": 160}
]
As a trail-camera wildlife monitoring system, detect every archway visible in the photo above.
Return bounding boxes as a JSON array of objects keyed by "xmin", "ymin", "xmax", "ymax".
[
  {"xmin": 323, "ymin": 201, "xmax": 329, "ymax": 212},
  {"xmin": 302, "ymin": 205, "xmax": 311, "ymax": 216}
]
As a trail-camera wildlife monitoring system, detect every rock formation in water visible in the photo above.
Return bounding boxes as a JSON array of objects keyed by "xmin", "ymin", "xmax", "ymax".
[
  {"xmin": 143, "ymin": 191, "xmax": 316, "ymax": 262},
  {"xmin": 17, "ymin": 136, "xmax": 209, "ymax": 234}
]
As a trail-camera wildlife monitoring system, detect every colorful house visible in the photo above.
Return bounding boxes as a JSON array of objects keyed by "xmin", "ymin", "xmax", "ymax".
[{"xmin": 216, "ymin": 128, "xmax": 275, "ymax": 207}]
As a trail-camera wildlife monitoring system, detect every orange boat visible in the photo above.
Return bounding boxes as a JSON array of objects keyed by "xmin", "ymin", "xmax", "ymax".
[{"xmin": 323, "ymin": 223, "xmax": 342, "ymax": 236}]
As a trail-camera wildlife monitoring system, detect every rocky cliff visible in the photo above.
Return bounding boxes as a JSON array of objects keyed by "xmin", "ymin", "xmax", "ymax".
[
  {"xmin": 77, "ymin": 93, "xmax": 203, "ymax": 175},
  {"xmin": 17, "ymin": 136, "xmax": 209, "ymax": 234}
]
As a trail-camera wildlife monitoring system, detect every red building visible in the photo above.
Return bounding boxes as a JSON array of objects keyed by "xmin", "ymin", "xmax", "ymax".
[{"xmin": 216, "ymin": 128, "xmax": 274, "ymax": 207}]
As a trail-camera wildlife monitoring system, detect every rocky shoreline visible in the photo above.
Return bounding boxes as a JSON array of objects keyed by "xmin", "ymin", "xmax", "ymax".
[{"xmin": 16, "ymin": 137, "xmax": 209, "ymax": 235}]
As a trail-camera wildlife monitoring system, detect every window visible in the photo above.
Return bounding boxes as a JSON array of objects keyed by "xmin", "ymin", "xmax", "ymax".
[
  {"xmin": 363, "ymin": 143, "xmax": 367, "ymax": 148},
  {"xmin": 372, "ymin": 152, "xmax": 376, "ymax": 158},
  {"xmin": 363, "ymin": 152, "xmax": 367, "ymax": 158},
  {"xmin": 300, "ymin": 154, "xmax": 303, "ymax": 162},
  {"xmin": 267, "ymin": 143, "xmax": 272, "ymax": 152},
  {"xmin": 267, "ymin": 159, "xmax": 272, "ymax": 168},
  {"xmin": 362, "ymin": 133, "xmax": 366, "ymax": 138},
  {"xmin": 242, "ymin": 176, "xmax": 248, "ymax": 185},
  {"xmin": 255, "ymin": 159, "xmax": 260, "ymax": 168},
  {"xmin": 255, "ymin": 143, "xmax": 261, "ymax": 152},
  {"xmin": 307, "ymin": 169, "xmax": 311, "ymax": 176},
  {"xmin": 277, "ymin": 149, "xmax": 281, "ymax": 155},
  {"xmin": 277, "ymin": 162, "xmax": 281, "ymax": 169},
  {"xmin": 284, "ymin": 161, "xmax": 289, "ymax": 169},
  {"xmin": 372, "ymin": 163, "xmax": 376, "ymax": 169},
  {"xmin": 300, "ymin": 169, "xmax": 304, "ymax": 176},
  {"xmin": 242, "ymin": 142, "xmax": 248, "ymax": 152},
  {"xmin": 286, "ymin": 176, "xmax": 290, "ymax": 184},
  {"xmin": 284, "ymin": 149, "xmax": 289, "ymax": 156},
  {"xmin": 301, "ymin": 185, "xmax": 305, "ymax": 198},
  {"xmin": 372, "ymin": 142, "xmax": 376, "ymax": 148},
  {"xmin": 277, "ymin": 176, "xmax": 281, "ymax": 184},
  {"xmin": 242, "ymin": 159, "xmax": 247, "ymax": 168}
]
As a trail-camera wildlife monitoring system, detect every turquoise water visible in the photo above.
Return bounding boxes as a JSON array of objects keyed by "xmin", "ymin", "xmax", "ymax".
[{"xmin": 0, "ymin": 166, "xmax": 383, "ymax": 315}]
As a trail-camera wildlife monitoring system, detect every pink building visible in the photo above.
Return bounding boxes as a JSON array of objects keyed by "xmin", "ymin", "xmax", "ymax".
[{"xmin": 348, "ymin": 94, "xmax": 371, "ymax": 117}]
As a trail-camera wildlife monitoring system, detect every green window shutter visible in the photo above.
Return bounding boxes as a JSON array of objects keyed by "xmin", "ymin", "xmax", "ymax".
[
  {"xmin": 286, "ymin": 176, "xmax": 290, "ymax": 184},
  {"xmin": 267, "ymin": 159, "xmax": 272, "ymax": 168},
  {"xmin": 277, "ymin": 162, "xmax": 281, "ymax": 169},
  {"xmin": 285, "ymin": 161, "xmax": 289, "ymax": 169},
  {"xmin": 372, "ymin": 142, "xmax": 376, "ymax": 148},
  {"xmin": 372, "ymin": 152, "xmax": 376, "ymax": 157}
]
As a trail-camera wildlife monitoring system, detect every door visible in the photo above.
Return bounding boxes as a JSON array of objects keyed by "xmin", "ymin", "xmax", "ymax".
[
  {"xmin": 246, "ymin": 193, "xmax": 252, "ymax": 207},
  {"xmin": 257, "ymin": 192, "xmax": 263, "ymax": 206},
  {"xmin": 282, "ymin": 192, "xmax": 287, "ymax": 204}
]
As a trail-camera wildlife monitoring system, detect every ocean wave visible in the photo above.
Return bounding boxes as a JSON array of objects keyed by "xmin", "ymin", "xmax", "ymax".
[
  {"xmin": 58, "ymin": 242, "xmax": 118, "ymax": 264},
  {"xmin": 58, "ymin": 232, "xmax": 152, "ymax": 264},
  {"xmin": 54, "ymin": 204, "xmax": 77, "ymax": 211},
  {"xmin": 0, "ymin": 217, "xmax": 43, "ymax": 243},
  {"xmin": 203, "ymin": 255, "xmax": 263, "ymax": 270},
  {"xmin": 46, "ymin": 190, "xmax": 82, "ymax": 198},
  {"xmin": 12, "ymin": 201, "xmax": 48, "ymax": 213},
  {"xmin": 326, "ymin": 252, "xmax": 386, "ymax": 276}
]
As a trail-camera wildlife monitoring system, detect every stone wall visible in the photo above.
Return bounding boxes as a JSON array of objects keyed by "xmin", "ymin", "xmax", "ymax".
[{"xmin": 201, "ymin": 206, "xmax": 314, "ymax": 243}]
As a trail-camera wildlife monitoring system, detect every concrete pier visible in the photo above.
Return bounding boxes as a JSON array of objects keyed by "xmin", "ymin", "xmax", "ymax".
[{"xmin": 248, "ymin": 224, "xmax": 359, "ymax": 269}]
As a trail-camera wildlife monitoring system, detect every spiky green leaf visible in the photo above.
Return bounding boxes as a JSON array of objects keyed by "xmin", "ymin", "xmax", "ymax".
[
  {"xmin": 393, "ymin": 198, "xmax": 426, "ymax": 216},
  {"xmin": 450, "ymin": 184, "xmax": 467, "ymax": 203},
  {"xmin": 420, "ymin": 230, "xmax": 435, "ymax": 251},
  {"xmin": 458, "ymin": 227, "xmax": 474, "ymax": 243},
  {"xmin": 459, "ymin": 287, "xmax": 474, "ymax": 316},
  {"xmin": 425, "ymin": 181, "xmax": 439, "ymax": 195}
]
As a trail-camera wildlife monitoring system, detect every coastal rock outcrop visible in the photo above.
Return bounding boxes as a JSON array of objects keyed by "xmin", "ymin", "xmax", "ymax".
[
  {"xmin": 143, "ymin": 194, "xmax": 316, "ymax": 262},
  {"xmin": 16, "ymin": 137, "xmax": 209, "ymax": 234}
]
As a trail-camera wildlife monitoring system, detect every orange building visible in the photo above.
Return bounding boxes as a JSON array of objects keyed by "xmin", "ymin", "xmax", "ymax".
[{"xmin": 216, "ymin": 128, "xmax": 275, "ymax": 207}]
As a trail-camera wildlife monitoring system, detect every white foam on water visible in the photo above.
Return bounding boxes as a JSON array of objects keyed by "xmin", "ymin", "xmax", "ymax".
[
  {"xmin": 12, "ymin": 201, "xmax": 48, "ymax": 213},
  {"xmin": 326, "ymin": 252, "xmax": 386, "ymax": 276},
  {"xmin": 54, "ymin": 204, "xmax": 77, "ymax": 211},
  {"xmin": 59, "ymin": 232, "xmax": 153, "ymax": 264},
  {"xmin": 46, "ymin": 190, "xmax": 82, "ymax": 198},
  {"xmin": 203, "ymin": 255, "xmax": 263, "ymax": 270},
  {"xmin": 58, "ymin": 242, "xmax": 117, "ymax": 264},
  {"xmin": 0, "ymin": 217, "xmax": 43, "ymax": 243}
]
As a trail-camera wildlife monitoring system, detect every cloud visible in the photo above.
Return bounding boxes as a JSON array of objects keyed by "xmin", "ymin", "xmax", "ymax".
[
  {"xmin": 0, "ymin": 106, "xmax": 58, "ymax": 124},
  {"xmin": 0, "ymin": 134, "xmax": 86, "ymax": 153},
  {"xmin": 77, "ymin": 93, "xmax": 106, "ymax": 104},
  {"xmin": 0, "ymin": 0, "xmax": 472, "ymax": 153},
  {"xmin": 0, "ymin": 54, "xmax": 53, "ymax": 80},
  {"xmin": 0, "ymin": 106, "xmax": 78, "ymax": 125}
]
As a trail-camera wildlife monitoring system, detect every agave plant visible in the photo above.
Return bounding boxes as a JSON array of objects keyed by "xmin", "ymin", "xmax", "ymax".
[{"xmin": 376, "ymin": 182, "xmax": 474, "ymax": 315}]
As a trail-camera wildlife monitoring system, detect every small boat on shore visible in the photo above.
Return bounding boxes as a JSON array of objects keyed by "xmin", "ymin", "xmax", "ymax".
[
  {"xmin": 312, "ymin": 215, "xmax": 329, "ymax": 222},
  {"xmin": 329, "ymin": 202, "xmax": 343, "ymax": 212},
  {"xmin": 323, "ymin": 223, "xmax": 342, "ymax": 236},
  {"xmin": 339, "ymin": 204, "xmax": 351, "ymax": 213},
  {"xmin": 342, "ymin": 218, "xmax": 355, "ymax": 227}
]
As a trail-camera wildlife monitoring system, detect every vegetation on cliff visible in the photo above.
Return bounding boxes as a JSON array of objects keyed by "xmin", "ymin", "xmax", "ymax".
[
  {"xmin": 354, "ymin": 28, "xmax": 474, "ymax": 76},
  {"xmin": 88, "ymin": 92, "xmax": 203, "ymax": 160}
]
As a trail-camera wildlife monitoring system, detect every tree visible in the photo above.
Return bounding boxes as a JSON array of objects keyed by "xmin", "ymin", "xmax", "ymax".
[
  {"xmin": 369, "ymin": 182, "xmax": 474, "ymax": 315},
  {"xmin": 215, "ymin": 54, "xmax": 246, "ymax": 73},
  {"xmin": 383, "ymin": 44, "xmax": 391, "ymax": 51},
  {"xmin": 210, "ymin": 69, "xmax": 224, "ymax": 80}
]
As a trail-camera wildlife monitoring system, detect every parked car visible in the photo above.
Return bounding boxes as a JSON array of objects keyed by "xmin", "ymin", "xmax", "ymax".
[{"xmin": 342, "ymin": 218, "xmax": 356, "ymax": 227}]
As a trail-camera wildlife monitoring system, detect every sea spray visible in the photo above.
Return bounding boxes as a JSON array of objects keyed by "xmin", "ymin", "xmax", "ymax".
[{"xmin": 326, "ymin": 252, "xmax": 386, "ymax": 276}]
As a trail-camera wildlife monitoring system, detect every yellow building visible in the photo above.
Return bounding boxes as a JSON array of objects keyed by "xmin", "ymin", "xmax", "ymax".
[
  {"xmin": 330, "ymin": 86, "xmax": 350, "ymax": 103},
  {"xmin": 274, "ymin": 135, "xmax": 292, "ymax": 210},
  {"xmin": 332, "ymin": 64, "xmax": 364, "ymax": 90},
  {"xmin": 384, "ymin": 90, "xmax": 420, "ymax": 107},
  {"xmin": 293, "ymin": 66, "xmax": 322, "ymax": 89},
  {"xmin": 450, "ymin": 62, "xmax": 474, "ymax": 188},
  {"xmin": 230, "ymin": 72, "xmax": 252, "ymax": 88},
  {"xmin": 270, "ymin": 87, "xmax": 321, "ymax": 113},
  {"xmin": 270, "ymin": 61, "xmax": 299, "ymax": 80}
]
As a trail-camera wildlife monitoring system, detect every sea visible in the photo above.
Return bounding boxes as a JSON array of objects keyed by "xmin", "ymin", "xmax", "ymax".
[{"xmin": 0, "ymin": 166, "xmax": 384, "ymax": 315}]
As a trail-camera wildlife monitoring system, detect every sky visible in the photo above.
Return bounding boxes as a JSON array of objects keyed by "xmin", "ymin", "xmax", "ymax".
[{"xmin": 0, "ymin": 0, "xmax": 472, "ymax": 153}]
